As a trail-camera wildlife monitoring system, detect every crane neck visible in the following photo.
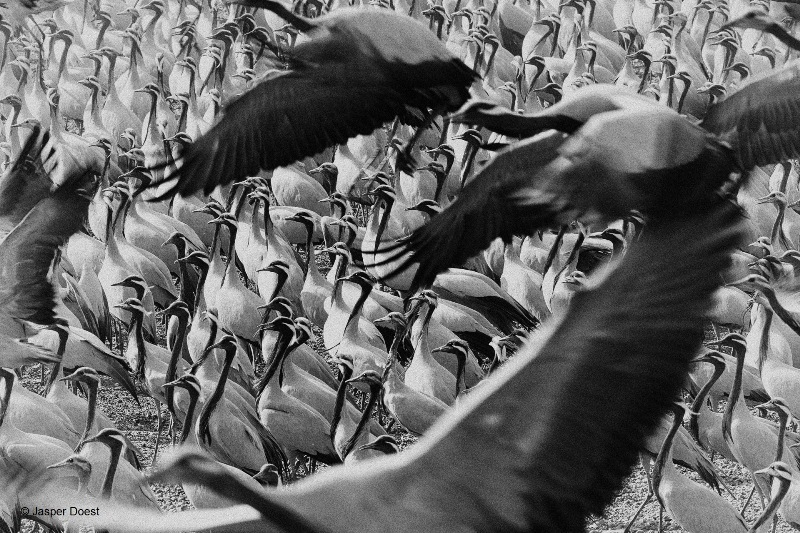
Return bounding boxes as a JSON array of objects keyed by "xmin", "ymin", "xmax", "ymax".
[
  {"xmin": 638, "ymin": 58, "xmax": 652, "ymax": 94},
  {"xmin": 762, "ymin": 285, "xmax": 800, "ymax": 338},
  {"xmin": 88, "ymin": 83, "xmax": 103, "ymax": 127},
  {"xmin": 749, "ymin": 475, "xmax": 792, "ymax": 533},
  {"xmin": 178, "ymin": 387, "xmax": 200, "ymax": 444},
  {"xmin": 143, "ymin": 91, "xmax": 160, "ymax": 146},
  {"xmin": 189, "ymin": 319, "xmax": 219, "ymax": 376},
  {"xmin": 454, "ymin": 349, "xmax": 467, "ymax": 396},
  {"xmin": 165, "ymin": 311, "xmax": 190, "ymax": 415},
  {"xmin": 185, "ymin": 63, "xmax": 198, "ymax": 104},
  {"xmin": 193, "ymin": 258, "xmax": 210, "ymax": 314},
  {"xmin": 177, "ymin": 100, "xmax": 188, "ymax": 133},
  {"xmin": 100, "ymin": 439, "xmax": 123, "ymax": 498},
  {"xmin": 95, "ymin": 20, "xmax": 109, "ymax": 49},
  {"xmin": 45, "ymin": 359, "xmax": 63, "ymax": 396},
  {"xmin": 342, "ymin": 280, "xmax": 372, "ymax": 339},
  {"xmin": 758, "ymin": 305, "xmax": 773, "ymax": 374},
  {"xmin": 342, "ymin": 380, "xmax": 382, "ymax": 458},
  {"xmin": 256, "ymin": 330, "xmax": 292, "ymax": 396},
  {"xmin": 103, "ymin": 200, "xmax": 116, "ymax": 247},
  {"xmin": 771, "ymin": 201, "xmax": 794, "ymax": 250},
  {"xmin": 222, "ymin": 223, "xmax": 238, "ymax": 281},
  {"xmin": 262, "ymin": 195, "xmax": 275, "ymax": 239},
  {"xmin": 410, "ymin": 302, "xmax": 435, "ymax": 361},
  {"xmin": 330, "ymin": 251, "xmax": 350, "ymax": 293},
  {"xmin": 329, "ymin": 363, "xmax": 353, "ymax": 443},
  {"xmin": 301, "ymin": 222, "xmax": 315, "ymax": 275},
  {"xmin": 688, "ymin": 358, "xmax": 725, "ymax": 443},
  {"xmin": 171, "ymin": 240, "xmax": 189, "ymax": 302},
  {"xmin": 460, "ymin": 143, "xmax": 479, "ymax": 188},
  {"xmin": 722, "ymin": 344, "xmax": 746, "ymax": 447},
  {"xmin": 197, "ymin": 342, "xmax": 237, "ymax": 447},
  {"xmin": 776, "ymin": 408, "xmax": 788, "ymax": 462},
  {"xmin": 76, "ymin": 380, "xmax": 99, "ymax": 451},
  {"xmin": 56, "ymin": 41, "xmax": 70, "ymax": 86},
  {"xmin": 0, "ymin": 368, "xmax": 14, "ymax": 428},
  {"xmin": 373, "ymin": 195, "xmax": 395, "ymax": 253},
  {"xmin": 41, "ymin": 324, "xmax": 70, "ymax": 395},
  {"xmin": 660, "ymin": 62, "xmax": 676, "ymax": 109},
  {"xmin": 127, "ymin": 307, "xmax": 148, "ymax": 382}
]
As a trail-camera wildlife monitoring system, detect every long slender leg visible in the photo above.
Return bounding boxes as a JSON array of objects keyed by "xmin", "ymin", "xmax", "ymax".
[
  {"xmin": 152, "ymin": 400, "xmax": 165, "ymax": 466},
  {"xmin": 741, "ymin": 484, "xmax": 757, "ymax": 514},
  {"xmin": 622, "ymin": 490, "xmax": 652, "ymax": 533},
  {"xmin": 718, "ymin": 475, "xmax": 738, "ymax": 500}
]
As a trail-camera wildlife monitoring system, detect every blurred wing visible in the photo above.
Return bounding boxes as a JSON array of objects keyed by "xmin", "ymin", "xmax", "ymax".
[
  {"xmin": 366, "ymin": 201, "xmax": 744, "ymax": 532},
  {"xmin": 46, "ymin": 203, "xmax": 745, "ymax": 533},
  {"xmin": 369, "ymin": 131, "xmax": 569, "ymax": 292},
  {"xmin": 0, "ymin": 184, "xmax": 92, "ymax": 325},
  {"xmin": 150, "ymin": 71, "xmax": 407, "ymax": 201},
  {"xmin": 700, "ymin": 61, "xmax": 800, "ymax": 169},
  {"xmin": 0, "ymin": 126, "xmax": 56, "ymax": 237},
  {"xmin": 374, "ymin": 109, "xmax": 731, "ymax": 293}
]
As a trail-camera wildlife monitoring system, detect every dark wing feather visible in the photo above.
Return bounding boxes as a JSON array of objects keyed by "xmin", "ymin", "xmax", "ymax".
[
  {"xmin": 366, "ymin": 201, "xmax": 744, "ymax": 532},
  {"xmin": 369, "ymin": 131, "xmax": 568, "ymax": 292},
  {"xmin": 374, "ymin": 110, "xmax": 734, "ymax": 293},
  {"xmin": 0, "ymin": 126, "xmax": 56, "ymax": 236},
  {"xmin": 41, "ymin": 205, "xmax": 744, "ymax": 533},
  {"xmin": 0, "ymin": 181, "xmax": 93, "ymax": 325},
  {"xmin": 700, "ymin": 61, "xmax": 800, "ymax": 169},
  {"xmin": 149, "ymin": 7, "xmax": 477, "ymax": 202},
  {"xmin": 151, "ymin": 72, "xmax": 407, "ymax": 201}
]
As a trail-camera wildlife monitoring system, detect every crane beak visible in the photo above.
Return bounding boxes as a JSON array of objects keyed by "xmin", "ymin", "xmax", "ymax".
[
  {"xmin": 754, "ymin": 400, "xmax": 776, "ymax": 411},
  {"xmin": 162, "ymin": 378, "xmax": 183, "ymax": 390},
  {"xmin": 47, "ymin": 457, "xmax": 75, "ymax": 470},
  {"xmin": 373, "ymin": 316, "xmax": 391, "ymax": 327}
]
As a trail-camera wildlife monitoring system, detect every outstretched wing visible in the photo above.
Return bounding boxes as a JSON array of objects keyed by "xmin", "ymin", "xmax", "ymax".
[
  {"xmin": 700, "ymin": 61, "xmax": 800, "ymax": 170},
  {"xmin": 358, "ymin": 200, "xmax": 744, "ymax": 532},
  {"xmin": 372, "ymin": 109, "xmax": 731, "ymax": 293},
  {"xmin": 35, "ymin": 203, "xmax": 744, "ymax": 533},
  {"xmin": 0, "ymin": 181, "xmax": 93, "ymax": 325},
  {"xmin": 367, "ymin": 131, "xmax": 568, "ymax": 292},
  {"xmin": 151, "ymin": 71, "xmax": 409, "ymax": 201},
  {"xmin": 0, "ymin": 125, "xmax": 57, "ymax": 237}
]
